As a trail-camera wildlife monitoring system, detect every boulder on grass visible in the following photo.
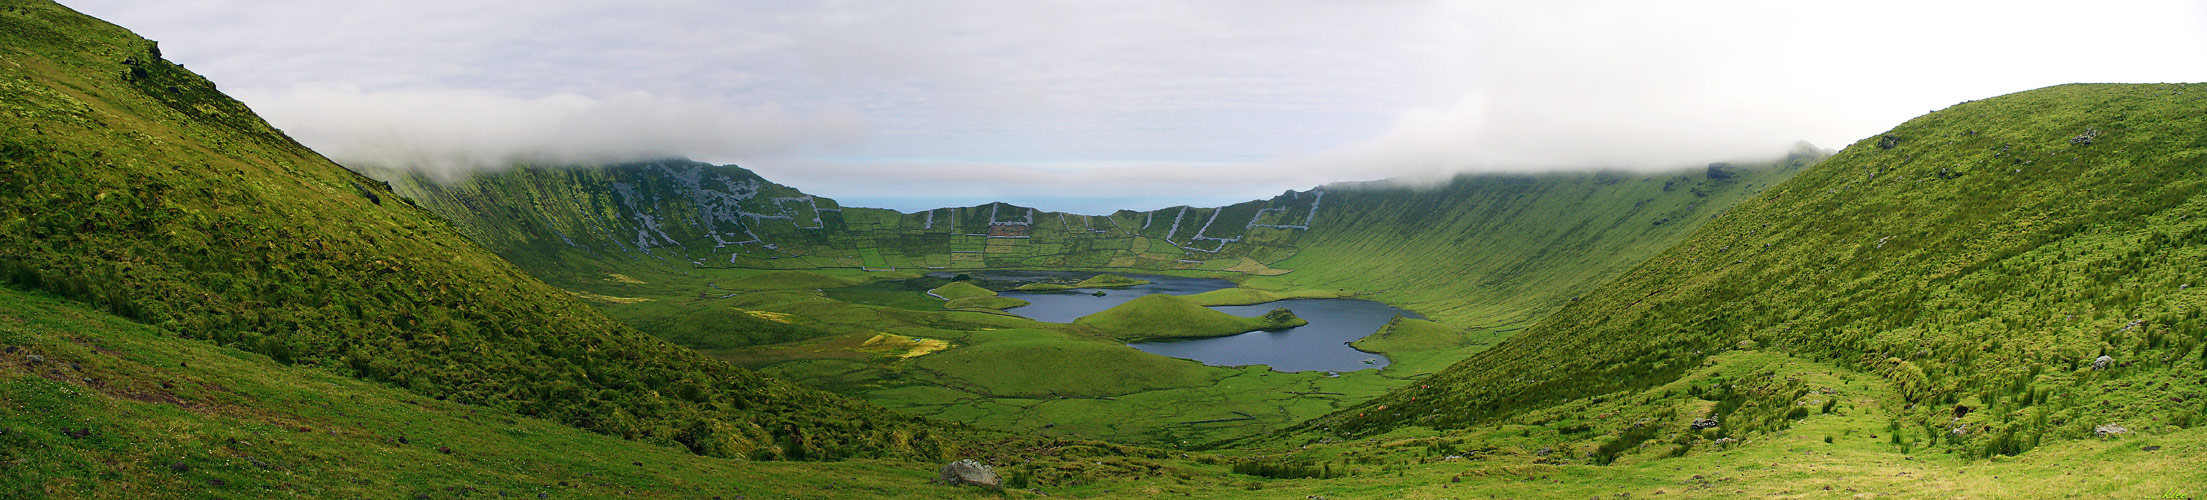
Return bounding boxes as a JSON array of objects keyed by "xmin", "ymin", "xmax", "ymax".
[{"xmin": 935, "ymin": 459, "xmax": 1001, "ymax": 489}]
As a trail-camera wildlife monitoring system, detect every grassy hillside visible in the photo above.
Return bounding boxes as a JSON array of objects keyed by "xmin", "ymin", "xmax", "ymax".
[
  {"xmin": 0, "ymin": 0, "xmax": 944, "ymax": 461},
  {"xmin": 0, "ymin": 286, "xmax": 960, "ymax": 498},
  {"xmin": 7, "ymin": 284, "xmax": 1364, "ymax": 498},
  {"xmin": 1016, "ymin": 274, "xmax": 1153, "ymax": 291},
  {"xmin": 378, "ymin": 161, "xmax": 1321, "ymax": 274},
  {"xmin": 1311, "ymin": 83, "xmax": 2207, "ymax": 460},
  {"xmin": 1247, "ymin": 152, "xmax": 1820, "ymax": 328},
  {"xmin": 1348, "ymin": 316, "xmax": 1509, "ymax": 375},
  {"xmin": 19, "ymin": 272, "xmax": 2201, "ymax": 500},
  {"xmin": 1076, "ymin": 294, "xmax": 1307, "ymax": 341},
  {"xmin": 1183, "ymin": 287, "xmax": 1355, "ymax": 306},
  {"xmin": 943, "ymin": 295, "xmax": 1030, "ymax": 311},
  {"xmin": 926, "ymin": 281, "xmax": 996, "ymax": 300},
  {"xmin": 1214, "ymin": 348, "xmax": 2207, "ymax": 499}
]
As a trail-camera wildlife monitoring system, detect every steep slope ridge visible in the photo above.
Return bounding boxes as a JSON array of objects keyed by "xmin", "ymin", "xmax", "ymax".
[
  {"xmin": 1251, "ymin": 153, "xmax": 1819, "ymax": 327},
  {"xmin": 1318, "ymin": 83, "xmax": 2207, "ymax": 458},
  {"xmin": 0, "ymin": 0, "xmax": 944, "ymax": 461},
  {"xmin": 379, "ymin": 160, "xmax": 1319, "ymax": 276}
]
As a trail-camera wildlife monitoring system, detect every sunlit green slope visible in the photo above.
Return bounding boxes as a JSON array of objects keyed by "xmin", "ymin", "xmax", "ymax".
[
  {"xmin": 1250, "ymin": 153, "xmax": 1819, "ymax": 327},
  {"xmin": 0, "ymin": 0, "xmax": 944, "ymax": 461},
  {"xmin": 0, "ymin": 286, "xmax": 959, "ymax": 498},
  {"xmin": 1314, "ymin": 83, "xmax": 2207, "ymax": 459}
]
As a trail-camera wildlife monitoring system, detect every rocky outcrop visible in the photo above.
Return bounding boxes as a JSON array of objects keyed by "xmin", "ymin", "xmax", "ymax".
[{"xmin": 935, "ymin": 459, "xmax": 1002, "ymax": 489}]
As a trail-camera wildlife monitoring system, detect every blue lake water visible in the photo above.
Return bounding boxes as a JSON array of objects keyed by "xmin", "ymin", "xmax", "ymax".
[
  {"xmin": 1131, "ymin": 298, "xmax": 1414, "ymax": 373},
  {"xmin": 935, "ymin": 271, "xmax": 1410, "ymax": 372}
]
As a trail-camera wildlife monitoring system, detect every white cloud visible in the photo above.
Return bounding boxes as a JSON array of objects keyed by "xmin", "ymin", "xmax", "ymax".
[
  {"xmin": 60, "ymin": 0, "xmax": 2207, "ymax": 209},
  {"xmin": 750, "ymin": 158, "xmax": 1313, "ymax": 214},
  {"xmin": 237, "ymin": 86, "xmax": 865, "ymax": 179},
  {"xmin": 1306, "ymin": 1, "xmax": 2207, "ymax": 178}
]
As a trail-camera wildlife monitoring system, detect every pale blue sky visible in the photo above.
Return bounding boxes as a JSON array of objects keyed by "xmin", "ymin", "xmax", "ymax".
[{"xmin": 64, "ymin": 0, "xmax": 2207, "ymax": 213}]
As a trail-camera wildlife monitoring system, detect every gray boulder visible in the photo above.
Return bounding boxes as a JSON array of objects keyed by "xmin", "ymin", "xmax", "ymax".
[
  {"xmin": 935, "ymin": 459, "xmax": 1001, "ymax": 489},
  {"xmin": 2092, "ymin": 355, "xmax": 2114, "ymax": 370},
  {"xmin": 2095, "ymin": 424, "xmax": 2129, "ymax": 438},
  {"xmin": 1690, "ymin": 418, "xmax": 1720, "ymax": 430}
]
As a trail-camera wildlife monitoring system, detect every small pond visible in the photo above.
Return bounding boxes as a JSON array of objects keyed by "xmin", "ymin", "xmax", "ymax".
[{"xmin": 932, "ymin": 271, "xmax": 1410, "ymax": 372}]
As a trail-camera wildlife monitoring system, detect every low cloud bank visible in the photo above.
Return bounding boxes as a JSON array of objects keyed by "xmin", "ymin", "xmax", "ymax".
[
  {"xmin": 200, "ymin": 0, "xmax": 2207, "ymax": 208},
  {"xmin": 1294, "ymin": 1, "xmax": 2207, "ymax": 182},
  {"xmin": 238, "ymin": 86, "xmax": 865, "ymax": 179}
]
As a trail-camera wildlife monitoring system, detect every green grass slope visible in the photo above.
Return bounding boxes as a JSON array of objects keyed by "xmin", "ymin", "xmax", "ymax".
[
  {"xmin": 5, "ymin": 285, "xmax": 1338, "ymax": 499},
  {"xmin": 1182, "ymin": 287, "xmax": 1355, "ymax": 306},
  {"xmin": 1014, "ymin": 274, "xmax": 1149, "ymax": 291},
  {"xmin": 943, "ymin": 295, "xmax": 1030, "ymax": 311},
  {"xmin": 31, "ymin": 273, "xmax": 2202, "ymax": 498},
  {"xmin": 1314, "ymin": 83, "xmax": 2207, "ymax": 460},
  {"xmin": 1348, "ymin": 315, "xmax": 1508, "ymax": 375},
  {"xmin": 0, "ymin": 286, "xmax": 970, "ymax": 499},
  {"xmin": 926, "ymin": 281, "xmax": 996, "ymax": 300},
  {"xmin": 1074, "ymin": 274, "xmax": 1150, "ymax": 288},
  {"xmin": 0, "ymin": 0, "xmax": 944, "ymax": 461},
  {"xmin": 1213, "ymin": 349, "xmax": 2207, "ymax": 499},
  {"xmin": 1075, "ymin": 294, "xmax": 1306, "ymax": 341},
  {"xmin": 1247, "ymin": 151, "xmax": 1821, "ymax": 328}
]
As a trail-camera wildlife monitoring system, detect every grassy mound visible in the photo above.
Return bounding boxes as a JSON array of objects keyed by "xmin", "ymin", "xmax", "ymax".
[
  {"xmin": 1319, "ymin": 83, "xmax": 2207, "ymax": 460},
  {"xmin": 1013, "ymin": 274, "xmax": 1152, "ymax": 291},
  {"xmin": 0, "ymin": 0, "xmax": 945, "ymax": 461},
  {"xmin": 1347, "ymin": 315, "xmax": 1510, "ymax": 375},
  {"xmin": 1075, "ymin": 274, "xmax": 1151, "ymax": 288},
  {"xmin": 1183, "ymin": 287, "xmax": 1353, "ymax": 306},
  {"xmin": 944, "ymin": 296, "xmax": 1031, "ymax": 311},
  {"xmin": 1350, "ymin": 316, "xmax": 1475, "ymax": 353},
  {"xmin": 926, "ymin": 281, "xmax": 997, "ymax": 300},
  {"xmin": 1075, "ymin": 294, "xmax": 1306, "ymax": 342}
]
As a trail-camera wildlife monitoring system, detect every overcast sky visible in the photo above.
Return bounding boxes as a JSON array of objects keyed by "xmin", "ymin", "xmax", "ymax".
[{"xmin": 63, "ymin": 1, "xmax": 2207, "ymax": 213}]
